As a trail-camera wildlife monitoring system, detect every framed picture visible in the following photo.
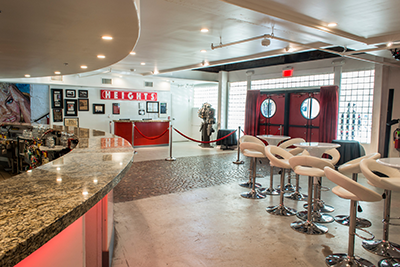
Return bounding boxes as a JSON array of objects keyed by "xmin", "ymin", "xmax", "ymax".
[
  {"xmin": 51, "ymin": 89, "xmax": 63, "ymax": 108},
  {"xmin": 64, "ymin": 118, "xmax": 79, "ymax": 127},
  {"xmin": 93, "ymin": 104, "xmax": 105, "ymax": 114},
  {"xmin": 65, "ymin": 99, "xmax": 78, "ymax": 116},
  {"xmin": 53, "ymin": 108, "xmax": 63, "ymax": 122},
  {"xmin": 78, "ymin": 138, "xmax": 89, "ymax": 148},
  {"xmin": 65, "ymin": 89, "xmax": 76, "ymax": 98},
  {"xmin": 146, "ymin": 101, "xmax": 159, "ymax": 113},
  {"xmin": 79, "ymin": 99, "xmax": 89, "ymax": 111},
  {"xmin": 112, "ymin": 103, "xmax": 120, "ymax": 114},
  {"xmin": 78, "ymin": 90, "xmax": 88, "ymax": 98}
]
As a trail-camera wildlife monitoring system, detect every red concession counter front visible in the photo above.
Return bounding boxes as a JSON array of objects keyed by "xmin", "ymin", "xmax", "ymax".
[{"xmin": 113, "ymin": 120, "xmax": 170, "ymax": 146}]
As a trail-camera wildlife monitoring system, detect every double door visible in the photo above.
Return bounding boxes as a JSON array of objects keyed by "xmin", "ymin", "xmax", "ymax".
[{"xmin": 258, "ymin": 90, "xmax": 320, "ymax": 142}]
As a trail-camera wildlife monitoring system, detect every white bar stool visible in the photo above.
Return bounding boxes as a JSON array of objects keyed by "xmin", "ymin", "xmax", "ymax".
[
  {"xmin": 336, "ymin": 153, "xmax": 381, "ymax": 228},
  {"xmin": 324, "ymin": 167, "xmax": 382, "ymax": 267},
  {"xmin": 238, "ymin": 135, "xmax": 265, "ymax": 189},
  {"xmin": 264, "ymin": 145, "xmax": 297, "ymax": 216},
  {"xmin": 360, "ymin": 158, "xmax": 400, "ymax": 259},
  {"xmin": 289, "ymin": 155, "xmax": 335, "ymax": 235},
  {"xmin": 239, "ymin": 142, "xmax": 266, "ymax": 199}
]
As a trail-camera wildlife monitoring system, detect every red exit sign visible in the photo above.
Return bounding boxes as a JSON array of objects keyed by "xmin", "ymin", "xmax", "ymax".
[{"xmin": 100, "ymin": 90, "xmax": 157, "ymax": 101}]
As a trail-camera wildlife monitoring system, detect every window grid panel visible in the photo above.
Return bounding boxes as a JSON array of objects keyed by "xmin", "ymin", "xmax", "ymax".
[
  {"xmin": 337, "ymin": 70, "xmax": 374, "ymax": 143},
  {"xmin": 227, "ymin": 74, "xmax": 334, "ymax": 131}
]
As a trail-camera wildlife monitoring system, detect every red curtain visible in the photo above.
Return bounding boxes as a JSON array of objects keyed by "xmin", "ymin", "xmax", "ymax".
[
  {"xmin": 318, "ymin": 85, "xmax": 339, "ymax": 143},
  {"xmin": 244, "ymin": 90, "xmax": 260, "ymax": 136}
]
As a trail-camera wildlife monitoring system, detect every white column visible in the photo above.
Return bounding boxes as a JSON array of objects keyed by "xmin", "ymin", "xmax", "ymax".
[{"xmin": 218, "ymin": 71, "xmax": 228, "ymax": 130}]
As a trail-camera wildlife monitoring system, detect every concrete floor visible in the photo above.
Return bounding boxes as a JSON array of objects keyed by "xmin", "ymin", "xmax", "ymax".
[{"xmin": 112, "ymin": 142, "xmax": 400, "ymax": 267}]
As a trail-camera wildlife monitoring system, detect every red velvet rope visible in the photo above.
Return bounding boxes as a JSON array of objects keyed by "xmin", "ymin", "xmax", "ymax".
[
  {"xmin": 173, "ymin": 128, "xmax": 237, "ymax": 144},
  {"xmin": 134, "ymin": 125, "xmax": 169, "ymax": 140}
]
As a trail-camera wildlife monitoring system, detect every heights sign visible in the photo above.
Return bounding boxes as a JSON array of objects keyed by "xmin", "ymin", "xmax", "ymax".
[{"xmin": 100, "ymin": 90, "xmax": 157, "ymax": 101}]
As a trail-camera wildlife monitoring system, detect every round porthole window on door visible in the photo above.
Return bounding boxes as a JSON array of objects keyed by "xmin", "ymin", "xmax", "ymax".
[
  {"xmin": 260, "ymin": 99, "xmax": 276, "ymax": 118},
  {"xmin": 300, "ymin": 97, "xmax": 320, "ymax": 120}
]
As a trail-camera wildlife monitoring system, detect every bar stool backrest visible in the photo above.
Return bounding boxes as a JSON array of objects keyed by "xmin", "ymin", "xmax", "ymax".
[
  {"xmin": 360, "ymin": 158, "xmax": 400, "ymax": 191},
  {"xmin": 265, "ymin": 145, "xmax": 293, "ymax": 169},
  {"xmin": 278, "ymin": 138, "xmax": 305, "ymax": 155},
  {"xmin": 240, "ymin": 142, "xmax": 266, "ymax": 157},
  {"xmin": 289, "ymin": 155, "xmax": 334, "ymax": 177},
  {"xmin": 323, "ymin": 148, "xmax": 341, "ymax": 165},
  {"xmin": 338, "ymin": 153, "xmax": 380, "ymax": 175},
  {"xmin": 239, "ymin": 135, "xmax": 265, "ymax": 146},
  {"xmin": 324, "ymin": 167, "xmax": 382, "ymax": 202}
]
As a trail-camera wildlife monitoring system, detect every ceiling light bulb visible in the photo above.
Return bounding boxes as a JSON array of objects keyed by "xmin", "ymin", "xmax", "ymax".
[
  {"xmin": 200, "ymin": 28, "xmax": 209, "ymax": 33},
  {"xmin": 24, "ymin": 74, "xmax": 31, "ymax": 78},
  {"xmin": 200, "ymin": 49, "xmax": 207, "ymax": 53},
  {"xmin": 140, "ymin": 62, "xmax": 146, "ymax": 65},
  {"xmin": 387, "ymin": 42, "xmax": 393, "ymax": 47},
  {"xmin": 153, "ymin": 69, "xmax": 159, "ymax": 74},
  {"xmin": 97, "ymin": 55, "xmax": 105, "ymax": 59},
  {"xmin": 54, "ymin": 71, "xmax": 61, "ymax": 75},
  {"xmin": 102, "ymin": 35, "xmax": 113, "ymax": 40},
  {"xmin": 327, "ymin": 22, "xmax": 338, "ymax": 27},
  {"xmin": 130, "ymin": 51, "xmax": 136, "ymax": 55}
]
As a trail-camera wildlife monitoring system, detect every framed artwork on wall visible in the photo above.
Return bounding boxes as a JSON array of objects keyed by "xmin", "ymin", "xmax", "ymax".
[
  {"xmin": 53, "ymin": 108, "xmax": 63, "ymax": 122},
  {"xmin": 146, "ymin": 101, "xmax": 159, "ymax": 113},
  {"xmin": 51, "ymin": 89, "xmax": 63, "ymax": 108},
  {"xmin": 64, "ymin": 118, "xmax": 79, "ymax": 127},
  {"xmin": 78, "ymin": 99, "xmax": 89, "ymax": 111},
  {"xmin": 160, "ymin": 102, "xmax": 167, "ymax": 114},
  {"xmin": 78, "ymin": 90, "xmax": 88, "ymax": 98},
  {"xmin": 65, "ymin": 99, "xmax": 78, "ymax": 116},
  {"xmin": 93, "ymin": 104, "xmax": 105, "ymax": 114},
  {"xmin": 65, "ymin": 89, "xmax": 76, "ymax": 98},
  {"xmin": 112, "ymin": 103, "xmax": 120, "ymax": 114}
]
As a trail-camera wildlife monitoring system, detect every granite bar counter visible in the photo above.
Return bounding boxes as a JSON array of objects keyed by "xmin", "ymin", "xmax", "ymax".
[
  {"xmin": 0, "ymin": 125, "xmax": 135, "ymax": 267},
  {"xmin": 113, "ymin": 119, "xmax": 170, "ymax": 146}
]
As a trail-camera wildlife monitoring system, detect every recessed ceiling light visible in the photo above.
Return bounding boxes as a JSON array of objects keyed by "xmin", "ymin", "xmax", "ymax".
[
  {"xmin": 24, "ymin": 74, "xmax": 30, "ymax": 77},
  {"xmin": 102, "ymin": 35, "xmax": 113, "ymax": 40},
  {"xmin": 54, "ymin": 71, "xmax": 61, "ymax": 75},
  {"xmin": 153, "ymin": 69, "xmax": 159, "ymax": 74},
  {"xmin": 130, "ymin": 51, "xmax": 136, "ymax": 55},
  {"xmin": 140, "ymin": 62, "xmax": 146, "ymax": 65},
  {"xmin": 200, "ymin": 49, "xmax": 207, "ymax": 53},
  {"xmin": 81, "ymin": 65, "xmax": 88, "ymax": 69},
  {"xmin": 200, "ymin": 28, "xmax": 209, "ymax": 33},
  {"xmin": 97, "ymin": 55, "xmax": 106, "ymax": 59},
  {"xmin": 327, "ymin": 22, "xmax": 337, "ymax": 27}
]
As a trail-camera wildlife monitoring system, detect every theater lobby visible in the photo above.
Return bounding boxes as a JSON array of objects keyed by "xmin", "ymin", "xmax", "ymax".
[{"xmin": 1, "ymin": 1, "xmax": 400, "ymax": 267}]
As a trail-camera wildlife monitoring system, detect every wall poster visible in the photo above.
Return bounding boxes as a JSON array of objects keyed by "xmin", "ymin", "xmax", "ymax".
[{"xmin": 0, "ymin": 82, "xmax": 31, "ymax": 123}]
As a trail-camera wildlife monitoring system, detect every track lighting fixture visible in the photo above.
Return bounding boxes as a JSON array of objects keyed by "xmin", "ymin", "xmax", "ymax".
[{"xmin": 261, "ymin": 38, "xmax": 271, "ymax": 47}]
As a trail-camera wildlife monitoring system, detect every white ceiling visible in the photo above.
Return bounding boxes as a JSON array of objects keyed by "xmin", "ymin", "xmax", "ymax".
[{"xmin": 1, "ymin": 0, "xmax": 400, "ymax": 79}]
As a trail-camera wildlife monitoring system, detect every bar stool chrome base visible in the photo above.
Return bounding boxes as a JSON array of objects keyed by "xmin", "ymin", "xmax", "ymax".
[
  {"xmin": 284, "ymin": 191, "xmax": 308, "ymax": 201},
  {"xmin": 259, "ymin": 187, "xmax": 280, "ymax": 195},
  {"xmin": 277, "ymin": 184, "xmax": 295, "ymax": 192},
  {"xmin": 335, "ymin": 215, "xmax": 372, "ymax": 228},
  {"xmin": 362, "ymin": 239, "xmax": 400, "ymax": 258},
  {"xmin": 297, "ymin": 210, "xmax": 335, "ymax": 223},
  {"xmin": 304, "ymin": 202, "xmax": 335, "ymax": 213},
  {"xmin": 291, "ymin": 220, "xmax": 327, "ymax": 235},
  {"xmin": 239, "ymin": 181, "xmax": 262, "ymax": 188},
  {"xmin": 325, "ymin": 254, "xmax": 375, "ymax": 267},
  {"xmin": 241, "ymin": 190, "xmax": 265, "ymax": 199},
  {"xmin": 266, "ymin": 204, "xmax": 297, "ymax": 216},
  {"xmin": 379, "ymin": 257, "xmax": 400, "ymax": 267}
]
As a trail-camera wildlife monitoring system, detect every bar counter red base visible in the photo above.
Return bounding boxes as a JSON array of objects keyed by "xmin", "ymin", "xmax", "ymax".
[{"xmin": 114, "ymin": 120, "xmax": 170, "ymax": 146}]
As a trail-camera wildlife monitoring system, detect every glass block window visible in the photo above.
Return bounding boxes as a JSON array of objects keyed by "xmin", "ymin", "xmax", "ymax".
[
  {"xmin": 252, "ymin": 74, "xmax": 334, "ymax": 89},
  {"xmin": 337, "ymin": 70, "xmax": 374, "ymax": 143},
  {"xmin": 227, "ymin": 81, "xmax": 247, "ymax": 130},
  {"xmin": 193, "ymin": 83, "xmax": 218, "ymax": 110}
]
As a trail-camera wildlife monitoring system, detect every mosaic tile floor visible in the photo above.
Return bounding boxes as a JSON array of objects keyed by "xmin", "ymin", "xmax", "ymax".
[{"xmin": 114, "ymin": 153, "xmax": 277, "ymax": 203}]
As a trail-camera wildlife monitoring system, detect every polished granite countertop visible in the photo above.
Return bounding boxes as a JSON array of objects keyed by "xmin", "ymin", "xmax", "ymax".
[
  {"xmin": 0, "ymin": 125, "xmax": 135, "ymax": 267},
  {"xmin": 113, "ymin": 119, "xmax": 170, "ymax": 123}
]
